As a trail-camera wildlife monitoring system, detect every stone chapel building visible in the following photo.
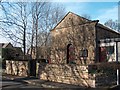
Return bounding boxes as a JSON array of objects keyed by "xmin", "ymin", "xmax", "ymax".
[{"xmin": 50, "ymin": 12, "xmax": 120, "ymax": 64}]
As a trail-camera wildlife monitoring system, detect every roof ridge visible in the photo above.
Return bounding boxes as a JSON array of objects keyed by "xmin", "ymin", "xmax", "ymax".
[
  {"xmin": 2, "ymin": 43, "xmax": 12, "ymax": 48},
  {"xmin": 68, "ymin": 11, "xmax": 92, "ymax": 21},
  {"xmin": 51, "ymin": 11, "xmax": 93, "ymax": 31}
]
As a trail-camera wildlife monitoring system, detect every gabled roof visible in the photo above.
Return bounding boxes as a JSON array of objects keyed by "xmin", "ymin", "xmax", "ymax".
[
  {"xmin": 0, "ymin": 43, "xmax": 13, "ymax": 48},
  {"xmin": 51, "ymin": 11, "xmax": 92, "ymax": 31},
  {"xmin": 51, "ymin": 11, "xmax": 120, "ymax": 36}
]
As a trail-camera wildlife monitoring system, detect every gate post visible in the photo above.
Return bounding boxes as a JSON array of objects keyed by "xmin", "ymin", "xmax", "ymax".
[{"xmin": 116, "ymin": 42, "xmax": 119, "ymax": 85}]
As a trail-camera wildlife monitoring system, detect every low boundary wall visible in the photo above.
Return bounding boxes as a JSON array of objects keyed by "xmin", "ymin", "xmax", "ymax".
[
  {"xmin": 37, "ymin": 63, "xmax": 95, "ymax": 87},
  {"xmin": 37, "ymin": 63, "xmax": 117, "ymax": 87},
  {"xmin": 5, "ymin": 60, "xmax": 28, "ymax": 76},
  {"xmin": 5, "ymin": 60, "xmax": 118, "ymax": 87}
]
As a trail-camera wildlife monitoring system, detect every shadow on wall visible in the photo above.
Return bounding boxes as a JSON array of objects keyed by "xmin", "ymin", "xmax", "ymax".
[
  {"xmin": 37, "ymin": 63, "xmax": 94, "ymax": 87},
  {"xmin": 38, "ymin": 63, "xmax": 118, "ymax": 88}
]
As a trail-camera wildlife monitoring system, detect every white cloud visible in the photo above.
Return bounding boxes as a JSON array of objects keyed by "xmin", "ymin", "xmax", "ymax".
[{"xmin": 95, "ymin": 6, "xmax": 118, "ymax": 24}]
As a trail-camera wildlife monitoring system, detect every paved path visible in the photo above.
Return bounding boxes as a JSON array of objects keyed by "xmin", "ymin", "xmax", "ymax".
[
  {"xmin": 3, "ymin": 74, "xmax": 120, "ymax": 90},
  {"xmin": 2, "ymin": 74, "xmax": 86, "ymax": 89},
  {"xmin": 2, "ymin": 76, "xmax": 43, "ymax": 89},
  {"xmin": 2, "ymin": 80, "xmax": 43, "ymax": 88}
]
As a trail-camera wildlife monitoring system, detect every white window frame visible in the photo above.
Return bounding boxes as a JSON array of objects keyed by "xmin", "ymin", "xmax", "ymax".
[{"xmin": 99, "ymin": 42, "xmax": 116, "ymax": 62}]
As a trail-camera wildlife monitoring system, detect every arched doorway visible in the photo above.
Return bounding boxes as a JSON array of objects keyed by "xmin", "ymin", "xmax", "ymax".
[{"xmin": 67, "ymin": 44, "xmax": 75, "ymax": 64}]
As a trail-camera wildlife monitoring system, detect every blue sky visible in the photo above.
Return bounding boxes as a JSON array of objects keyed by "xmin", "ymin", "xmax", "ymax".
[
  {"xmin": 0, "ymin": 1, "xmax": 119, "ymax": 43},
  {"xmin": 61, "ymin": 2, "xmax": 118, "ymax": 23}
]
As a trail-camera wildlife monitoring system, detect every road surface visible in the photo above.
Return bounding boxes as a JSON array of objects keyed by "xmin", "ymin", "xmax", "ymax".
[{"xmin": 1, "ymin": 76, "xmax": 43, "ymax": 89}]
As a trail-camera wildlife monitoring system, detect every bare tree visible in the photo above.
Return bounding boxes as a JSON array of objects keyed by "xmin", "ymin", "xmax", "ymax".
[
  {"xmin": 0, "ymin": 2, "xmax": 30, "ymax": 59},
  {"xmin": 29, "ymin": 2, "xmax": 46, "ymax": 59},
  {"xmin": 0, "ymin": 2, "xmax": 65, "ymax": 59},
  {"xmin": 29, "ymin": 2, "xmax": 65, "ymax": 59},
  {"xmin": 82, "ymin": 14, "xmax": 91, "ymax": 20},
  {"xmin": 37, "ymin": 3, "xmax": 65, "ymax": 46},
  {"xmin": 104, "ymin": 19, "xmax": 118, "ymax": 31}
]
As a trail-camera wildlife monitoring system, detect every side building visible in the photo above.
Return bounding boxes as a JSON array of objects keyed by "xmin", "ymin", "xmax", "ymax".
[{"xmin": 0, "ymin": 43, "xmax": 24, "ymax": 69}]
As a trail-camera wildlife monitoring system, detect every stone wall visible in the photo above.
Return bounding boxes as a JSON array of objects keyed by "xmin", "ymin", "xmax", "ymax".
[
  {"xmin": 38, "ymin": 63, "xmax": 117, "ymax": 88},
  {"xmin": 50, "ymin": 21, "xmax": 97, "ymax": 64},
  {"xmin": 5, "ymin": 60, "xmax": 28, "ymax": 76},
  {"xmin": 5, "ymin": 59, "xmax": 117, "ymax": 87},
  {"xmin": 38, "ymin": 63, "xmax": 95, "ymax": 87}
]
